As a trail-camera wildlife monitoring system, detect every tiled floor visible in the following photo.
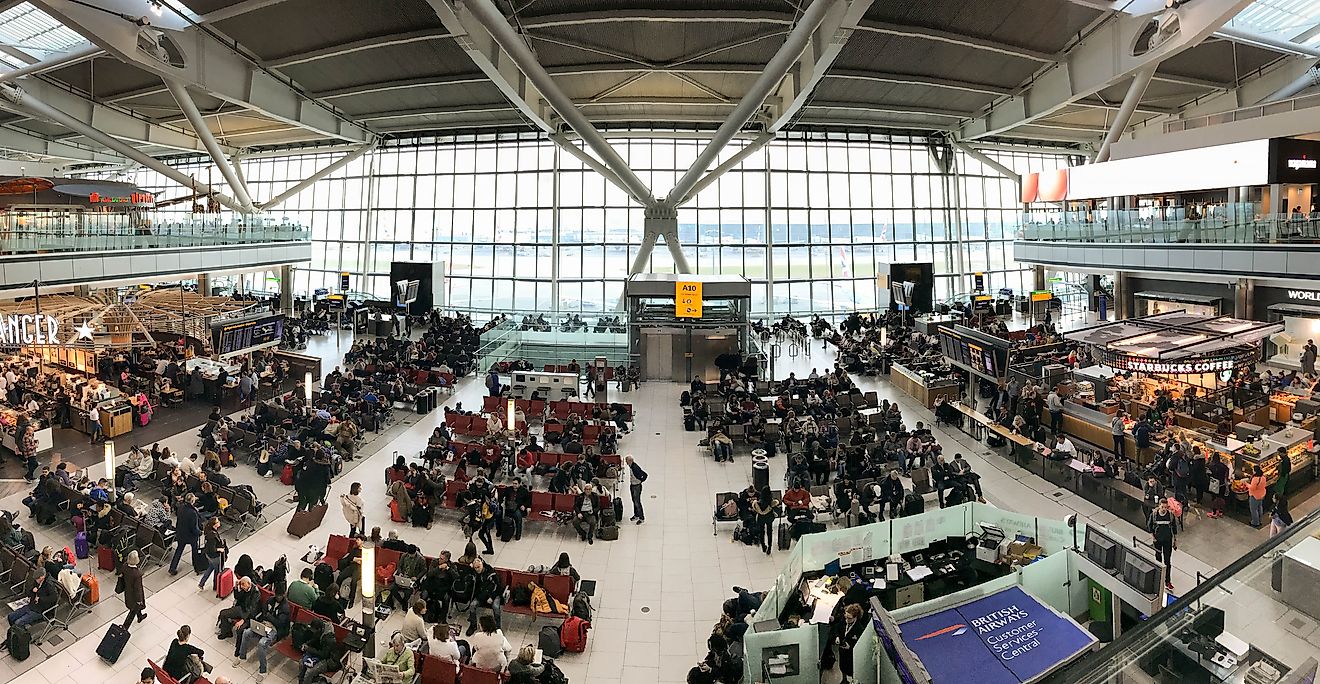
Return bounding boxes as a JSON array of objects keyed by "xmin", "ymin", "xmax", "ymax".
[{"xmin": 2, "ymin": 325, "xmax": 1316, "ymax": 684}]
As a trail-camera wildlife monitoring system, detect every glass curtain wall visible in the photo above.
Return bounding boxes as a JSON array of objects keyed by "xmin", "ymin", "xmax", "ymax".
[{"xmin": 126, "ymin": 133, "xmax": 1070, "ymax": 315}]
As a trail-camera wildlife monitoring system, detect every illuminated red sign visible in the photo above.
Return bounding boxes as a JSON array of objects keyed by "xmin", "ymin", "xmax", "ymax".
[{"xmin": 88, "ymin": 191, "xmax": 155, "ymax": 205}]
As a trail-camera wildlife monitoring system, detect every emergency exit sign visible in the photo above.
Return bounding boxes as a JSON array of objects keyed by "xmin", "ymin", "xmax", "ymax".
[{"xmin": 676, "ymin": 281, "xmax": 703, "ymax": 318}]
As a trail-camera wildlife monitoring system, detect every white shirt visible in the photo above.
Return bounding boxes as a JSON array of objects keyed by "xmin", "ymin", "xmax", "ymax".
[
  {"xmin": 89, "ymin": 407, "xmax": 100, "ymax": 423},
  {"xmin": 468, "ymin": 630, "xmax": 512, "ymax": 671},
  {"xmin": 426, "ymin": 639, "xmax": 461, "ymax": 670},
  {"xmin": 1056, "ymin": 437, "xmax": 1075, "ymax": 455}
]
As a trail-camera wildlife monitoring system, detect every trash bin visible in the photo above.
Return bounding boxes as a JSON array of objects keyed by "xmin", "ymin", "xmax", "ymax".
[{"xmin": 752, "ymin": 454, "xmax": 770, "ymax": 491}]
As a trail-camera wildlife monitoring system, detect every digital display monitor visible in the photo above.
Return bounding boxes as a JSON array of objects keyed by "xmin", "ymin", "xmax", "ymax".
[
  {"xmin": 1084, "ymin": 526, "xmax": 1119, "ymax": 570},
  {"xmin": 213, "ymin": 314, "xmax": 285, "ymax": 357},
  {"xmin": 1121, "ymin": 548, "xmax": 1161, "ymax": 595}
]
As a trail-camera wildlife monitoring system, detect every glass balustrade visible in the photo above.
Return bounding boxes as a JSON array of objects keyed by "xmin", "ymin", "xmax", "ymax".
[
  {"xmin": 1041, "ymin": 506, "xmax": 1320, "ymax": 684},
  {"xmin": 0, "ymin": 213, "xmax": 309, "ymax": 255},
  {"xmin": 1017, "ymin": 204, "xmax": 1320, "ymax": 245}
]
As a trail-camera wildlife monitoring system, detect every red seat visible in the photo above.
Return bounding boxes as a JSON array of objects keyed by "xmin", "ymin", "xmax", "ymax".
[
  {"xmin": 324, "ymin": 534, "xmax": 351, "ymax": 566},
  {"xmin": 543, "ymin": 364, "xmax": 554, "ymax": 371},
  {"xmin": 552, "ymin": 493, "xmax": 576, "ymax": 513},
  {"xmin": 444, "ymin": 480, "xmax": 464, "ymax": 508},
  {"xmin": 496, "ymin": 568, "xmax": 513, "ymax": 590},
  {"xmin": 542, "ymin": 573, "xmax": 573, "ymax": 605},
  {"xmin": 482, "ymin": 396, "xmax": 499, "ymax": 413},
  {"xmin": 376, "ymin": 547, "xmax": 402, "ymax": 573},
  {"xmin": 536, "ymin": 452, "xmax": 558, "ymax": 467},
  {"xmin": 510, "ymin": 571, "xmax": 539, "ymax": 593},
  {"xmin": 461, "ymin": 664, "xmax": 502, "ymax": 684},
  {"xmin": 531, "ymin": 491, "xmax": 553, "ymax": 514},
  {"xmin": 419, "ymin": 653, "xmax": 459, "ymax": 684},
  {"xmin": 151, "ymin": 659, "xmax": 212, "ymax": 684}
]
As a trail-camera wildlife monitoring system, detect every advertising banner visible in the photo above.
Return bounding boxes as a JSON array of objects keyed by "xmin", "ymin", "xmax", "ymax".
[{"xmin": 900, "ymin": 587, "xmax": 1096, "ymax": 683}]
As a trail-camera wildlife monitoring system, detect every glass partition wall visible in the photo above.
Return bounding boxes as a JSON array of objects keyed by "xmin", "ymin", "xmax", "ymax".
[{"xmin": 127, "ymin": 132, "xmax": 1070, "ymax": 315}]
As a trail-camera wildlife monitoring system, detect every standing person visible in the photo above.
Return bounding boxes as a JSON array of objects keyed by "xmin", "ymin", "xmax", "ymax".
[
  {"xmin": 625, "ymin": 455, "xmax": 647, "ymax": 525},
  {"xmin": 198, "ymin": 516, "xmax": 227, "ymax": 591},
  {"xmin": 340, "ymin": 483, "xmax": 365, "ymax": 539},
  {"xmin": 1270, "ymin": 496, "xmax": 1294, "ymax": 538},
  {"xmin": 121, "ymin": 550, "xmax": 147, "ymax": 628},
  {"xmin": 1247, "ymin": 466, "xmax": 1268, "ymax": 528},
  {"xmin": 88, "ymin": 405, "xmax": 103, "ymax": 444},
  {"xmin": 931, "ymin": 453, "xmax": 951, "ymax": 508},
  {"xmin": 1273, "ymin": 447, "xmax": 1292, "ymax": 499},
  {"xmin": 751, "ymin": 489, "xmax": 779, "ymax": 556},
  {"xmin": 1303, "ymin": 339, "xmax": 1318, "ymax": 376},
  {"xmin": 1109, "ymin": 412, "xmax": 1126, "ymax": 459},
  {"xmin": 1046, "ymin": 387, "xmax": 1064, "ymax": 434},
  {"xmin": 1148, "ymin": 498, "xmax": 1178, "ymax": 593},
  {"xmin": 168, "ymin": 493, "xmax": 203, "ymax": 576},
  {"xmin": 823, "ymin": 603, "xmax": 868, "ymax": 684}
]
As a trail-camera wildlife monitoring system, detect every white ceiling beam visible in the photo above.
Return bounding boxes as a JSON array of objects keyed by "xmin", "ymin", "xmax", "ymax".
[
  {"xmin": 1213, "ymin": 26, "xmax": 1320, "ymax": 58},
  {"xmin": 316, "ymin": 74, "xmax": 489, "ymax": 100},
  {"xmin": 855, "ymin": 20, "xmax": 1056, "ymax": 63},
  {"xmin": 958, "ymin": 0, "xmax": 1256, "ymax": 140},
  {"xmin": 165, "ymin": 78, "xmax": 258, "ymax": 212},
  {"xmin": 808, "ymin": 101, "xmax": 970, "ymax": 118},
  {"xmin": 30, "ymin": 0, "xmax": 374, "ymax": 144},
  {"xmin": 829, "ymin": 68, "xmax": 1011, "ymax": 95},
  {"xmin": 200, "ymin": 0, "xmax": 293, "ymax": 24},
  {"xmin": 8, "ymin": 77, "xmax": 233, "ymax": 154},
  {"xmin": 0, "ymin": 44, "xmax": 101, "ymax": 84},
  {"xmin": 515, "ymin": 10, "xmax": 795, "ymax": 29},
  {"xmin": 667, "ymin": 0, "xmax": 850, "ymax": 207},
  {"xmin": 267, "ymin": 29, "xmax": 455, "ymax": 68},
  {"xmin": 0, "ymin": 123, "xmax": 127, "ymax": 163}
]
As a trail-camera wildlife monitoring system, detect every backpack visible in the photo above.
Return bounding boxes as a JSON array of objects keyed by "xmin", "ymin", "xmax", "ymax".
[
  {"xmin": 539, "ymin": 624, "xmax": 563, "ymax": 658},
  {"xmin": 7, "ymin": 624, "xmax": 30, "ymax": 661},
  {"xmin": 510, "ymin": 585, "xmax": 532, "ymax": 606},
  {"xmin": 560, "ymin": 616, "xmax": 589, "ymax": 653},
  {"xmin": 314, "ymin": 562, "xmax": 336, "ymax": 591},
  {"xmin": 571, "ymin": 590, "xmax": 593, "ymax": 622},
  {"xmin": 541, "ymin": 660, "xmax": 568, "ymax": 684}
]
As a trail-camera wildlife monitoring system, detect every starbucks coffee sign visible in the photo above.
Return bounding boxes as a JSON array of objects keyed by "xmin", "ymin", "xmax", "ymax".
[{"xmin": 0, "ymin": 314, "xmax": 61, "ymax": 346}]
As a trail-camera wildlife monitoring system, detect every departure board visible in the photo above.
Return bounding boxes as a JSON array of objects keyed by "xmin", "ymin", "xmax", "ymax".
[{"xmin": 213, "ymin": 315, "xmax": 284, "ymax": 356}]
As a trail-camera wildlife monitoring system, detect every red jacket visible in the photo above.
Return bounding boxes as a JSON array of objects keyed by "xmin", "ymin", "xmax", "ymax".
[{"xmin": 783, "ymin": 488, "xmax": 812, "ymax": 511}]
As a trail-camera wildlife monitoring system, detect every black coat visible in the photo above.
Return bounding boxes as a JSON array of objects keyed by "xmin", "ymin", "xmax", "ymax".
[
  {"xmin": 122, "ymin": 564, "xmax": 146, "ymax": 612},
  {"xmin": 176, "ymin": 503, "xmax": 202, "ymax": 541}
]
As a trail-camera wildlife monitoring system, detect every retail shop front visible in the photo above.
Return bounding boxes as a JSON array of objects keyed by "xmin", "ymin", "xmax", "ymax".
[{"xmin": 1255, "ymin": 285, "xmax": 1320, "ymax": 371}]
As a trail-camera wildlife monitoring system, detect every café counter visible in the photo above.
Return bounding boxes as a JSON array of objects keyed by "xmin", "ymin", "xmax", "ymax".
[{"xmin": 889, "ymin": 361, "xmax": 961, "ymax": 409}]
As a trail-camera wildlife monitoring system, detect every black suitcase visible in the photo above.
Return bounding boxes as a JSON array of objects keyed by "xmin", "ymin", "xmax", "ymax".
[
  {"xmin": 684, "ymin": 414, "xmax": 696, "ymax": 431},
  {"xmin": 192, "ymin": 547, "xmax": 208, "ymax": 573},
  {"xmin": 97, "ymin": 624, "xmax": 131, "ymax": 664},
  {"xmin": 903, "ymin": 493, "xmax": 925, "ymax": 517},
  {"xmin": 416, "ymin": 393, "xmax": 428, "ymax": 415},
  {"xmin": 498, "ymin": 514, "xmax": 516, "ymax": 542},
  {"xmin": 613, "ymin": 497, "xmax": 624, "ymax": 522},
  {"xmin": 777, "ymin": 521, "xmax": 791, "ymax": 550}
]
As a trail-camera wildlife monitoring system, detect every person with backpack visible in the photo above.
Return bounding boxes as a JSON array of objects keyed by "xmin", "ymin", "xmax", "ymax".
[{"xmin": 625, "ymin": 455, "xmax": 648, "ymax": 524}]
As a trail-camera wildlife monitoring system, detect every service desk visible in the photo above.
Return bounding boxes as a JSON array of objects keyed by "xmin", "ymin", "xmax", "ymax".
[{"xmin": 889, "ymin": 362, "xmax": 961, "ymax": 409}]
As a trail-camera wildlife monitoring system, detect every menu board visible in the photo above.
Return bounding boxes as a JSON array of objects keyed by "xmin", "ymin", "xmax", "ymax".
[{"xmin": 213, "ymin": 314, "xmax": 284, "ymax": 357}]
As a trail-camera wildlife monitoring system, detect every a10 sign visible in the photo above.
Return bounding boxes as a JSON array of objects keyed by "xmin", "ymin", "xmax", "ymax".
[{"xmin": 675, "ymin": 281, "xmax": 703, "ymax": 318}]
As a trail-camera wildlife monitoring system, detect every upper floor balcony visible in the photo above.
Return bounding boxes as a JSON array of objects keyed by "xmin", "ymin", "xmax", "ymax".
[{"xmin": 0, "ymin": 214, "xmax": 311, "ymax": 293}]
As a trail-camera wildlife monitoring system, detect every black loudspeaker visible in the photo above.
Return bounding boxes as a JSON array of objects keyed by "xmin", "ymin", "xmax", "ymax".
[{"xmin": 389, "ymin": 261, "xmax": 433, "ymax": 316}]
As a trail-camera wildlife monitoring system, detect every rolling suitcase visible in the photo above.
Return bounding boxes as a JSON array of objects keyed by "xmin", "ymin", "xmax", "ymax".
[
  {"xmin": 778, "ymin": 521, "xmax": 791, "ymax": 550},
  {"xmin": 613, "ymin": 497, "xmax": 624, "ymax": 522},
  {"xmin": 96, "ymin": 623, "xmax": 130, "ymax": 664},
  {"xmin": 192, "ymin": 547, "xmax": 209, "ymax": 573},
  {"xmin": 98, "ymin": 545, "xmax": 116, "ymax": 571},
  {"xmin": 216, "ymin": 568, "xmax": 235, "ymax": 599},
  {"xmin": 74, "ymin": 531, "xmax": 89, "ymax": 559},
  {"xmin": 280, "ymin": 464, "xmax": 296, "ymax": 486},
  {"xmin": 287, "ymin": 504, "xmax": 328, "ymax": 538},
  {"xmin": 684, "ymin": 413, "xmax": 696, "ymax": 431}
]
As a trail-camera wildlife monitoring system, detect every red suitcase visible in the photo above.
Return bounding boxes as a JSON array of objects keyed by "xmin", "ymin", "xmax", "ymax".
[
  {"xmin": 280, "ymin": 464, "xmax": 295, "ymax": 486},
  {"xmin": 216, "ymin": 568, "xmax": 235, "ymax": 599},
  {"xmin": 97, "ymin": 546, "xmax": 116, "ymax": 571},
  {"xmin": 286, "ymin": 504, "xmax": 328, "ymax": 538}
]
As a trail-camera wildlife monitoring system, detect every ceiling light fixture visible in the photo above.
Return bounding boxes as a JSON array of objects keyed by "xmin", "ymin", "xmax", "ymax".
[{"xmin": 149, "ymin": 0, "xmax": 163, "ymax": 16}]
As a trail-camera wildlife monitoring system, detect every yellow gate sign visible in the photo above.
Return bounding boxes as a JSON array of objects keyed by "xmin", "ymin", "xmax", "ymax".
[{"xmin": 676, "ymin": 281, "xmax": 703, "ymax": 318}]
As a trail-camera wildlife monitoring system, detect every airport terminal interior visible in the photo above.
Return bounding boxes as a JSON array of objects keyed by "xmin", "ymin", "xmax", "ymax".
[{"xmin": 1, "ymin": 1, "xmax": 1320, "ymax": 684}]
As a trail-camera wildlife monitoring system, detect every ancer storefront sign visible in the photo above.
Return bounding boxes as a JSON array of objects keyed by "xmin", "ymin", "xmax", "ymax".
[{"xmin": 901, "ymin": 587, "xmax": 1096, "ymax": 684}]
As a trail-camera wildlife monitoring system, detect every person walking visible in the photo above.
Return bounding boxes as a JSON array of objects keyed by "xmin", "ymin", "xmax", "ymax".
[
  {"xmin": 625, "ymin": 455, "xmax": 648, "ymax": 525},
  {"xmin": 1247, "ymin": 466, "xmax": 1268, "ymax": 528},
  {"xmin": 1270, "ymin": 496, "xmax": 1294, "ymax": 538},
  {"xmin": 198, "ymin": 517, "xmax": 227, "ymax": 591},
  {"xmin": 1148, "ymin": 498, "xmax": 1178, "ymax": 593},
  {"xmin": 168, "ymin": 493, "xmax": 203, "ymax": 575},
  {"xmin": 751, "ymin": 489, "xmax": 779, "ymax": 556},
  {"xmin": 340, "ymin": 483, "xmax": 365, "ymax": 539},
  {"xmin": 121, "ymin": 550, "xmax": 148, "ymax": 628}
]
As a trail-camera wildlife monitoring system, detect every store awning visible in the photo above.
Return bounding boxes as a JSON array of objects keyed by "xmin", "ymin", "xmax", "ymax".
[
  {"xmin": 1065, "ymin": 312, "xmax": 1282, "ymax": 361},
  {"xmin": 1133, "ymin": 291, "xmax": 1223, "ymax": 305},
  {"xmin": 899, "ymin": 586, "xmax": 1096, "ymax": 684}
]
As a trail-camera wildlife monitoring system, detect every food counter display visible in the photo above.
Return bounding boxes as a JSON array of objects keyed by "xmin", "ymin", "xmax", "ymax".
[
  {"xmin": 1269, "ymin": 388, "xmax": 1320, "ymax": 423},
  {"xmin": 1230, "ymin": 426, "xmax": 1317, "ymax": 498},
  {"xmin": 0, "ymin": 408, "xmax": 52, "ymax": 456},
  {"xmin": 71, "ymin": 397, "xmax": 134, "ymax": 438},
  {"xmin": 889, "ymin": 359, "xmax": 962, "ymax": 408}
]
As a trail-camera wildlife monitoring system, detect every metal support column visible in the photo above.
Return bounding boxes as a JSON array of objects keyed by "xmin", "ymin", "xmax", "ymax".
[
  {"xmin": 1094, "ymin": 66, "xmax": 1157, "ymax": 164},
  {"xmin": 461, "ymin": 0, "xmax": 654, "ymax": 204},
  {"xmin": 1234, "ymin": 278, "xmax": 1254, "ymax": 320},
  {"xmin": 1256, "ymin": 61, "xmax": 1320, "ymax": 104},
  {"xmin": 0, "ymin": 45, "xmax": 102, "ymax": 84},
  {"xmin": 0, "ymin": 84, "xmax": 247, "ymax": 212},
  {"xmin": 551, "ymin": 145, "xmax": 561, "ymax": 313},
  {"xmin": 280, "ymin": 265, "xmax": 293, "ymax": 314},
  {"xmin": 550, "ymin": 133, "xmax": 646, "ymax": 205},
  {"xmin": 947, "ymin": 138, "xmax": 1020, "ymax": 184},
  {"xmin": 197, "ymin": 273, "xmax": 211, "ymax": 297},
  {"xmin": 672, "ymin": 132, "xmax": 775, "ymax": 207},
  {"xmin": 165, "ymin": 78, "xmax": 258, "ymax": 214},
  {"xmin": 665, "ymin": 0, "xmax": 839, "ymax": 206},
  {"xmin": 644, "ymin": 205, "xmax": 691, "ymax": 274}
]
